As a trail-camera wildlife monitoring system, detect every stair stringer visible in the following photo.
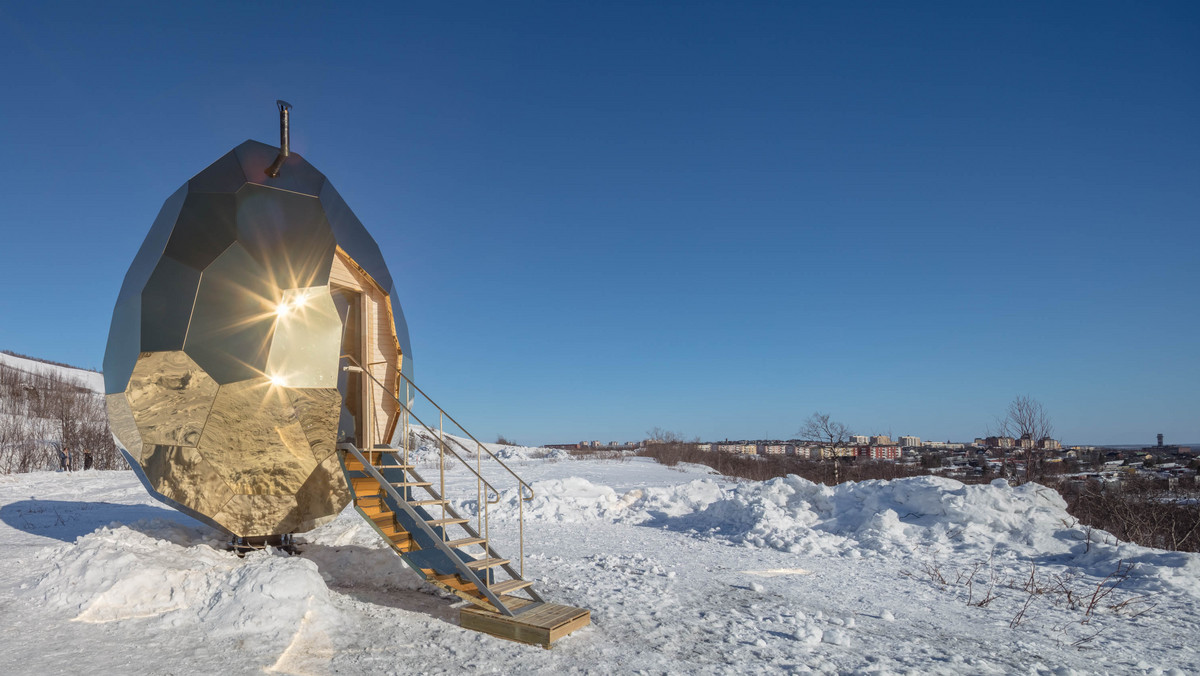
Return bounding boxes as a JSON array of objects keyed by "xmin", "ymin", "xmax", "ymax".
[{"xmin": 335, "ymin": 444, "xmax": 522, "ymax": 615}]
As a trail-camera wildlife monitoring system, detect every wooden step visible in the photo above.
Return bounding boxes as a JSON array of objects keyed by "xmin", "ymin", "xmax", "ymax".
[
  {"xmin": 370, "ymin": 511, "xmax": 395, "ymax": 525},
  {"xmin": 426, "ymin": 517, "xmax": 469, "ymax": 526},
  {"xmin": 465, "ymin": 557, "xmax": 509, "ymax": 570},
  {"xmin": 379, "ymin": 522, "xmax": 408, "ymax": 539},
  {"xmin": 445, "ymin": 537, "xmax": 487, "ymax": 548},
  {"xmin": 345, "ymin": 459, "xmax": 414, "ymax": 472},
  {"xmin": 350, "ymin": 477, "xmax": 431, "ymax": 492},
  {"xmin": 351, "ymin": 477, "xmax": 383, "ymax": 492},
  {"xmin": 388, "ymin": 532, "xmax": 414, "ymax": 551},
  {"xmin": 460, "ymin": 602, "xmax": 591, "ymax": 648},
  {"xmin": 488, "ymin": 579, "xmax": 535, "ymax": 595},
  {"xmin": 410, "ymin": 499, "xmax": 448, "ymax": 506}
]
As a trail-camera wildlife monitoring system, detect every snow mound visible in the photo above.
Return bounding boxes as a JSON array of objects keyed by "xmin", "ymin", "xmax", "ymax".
[
  {"xmin": 477, "ymin": 474, "xmax": 1200, "ymax": 595},
  {"xmin": 35, "ymin": 524, "xmax": 339, "ymax": 637}
]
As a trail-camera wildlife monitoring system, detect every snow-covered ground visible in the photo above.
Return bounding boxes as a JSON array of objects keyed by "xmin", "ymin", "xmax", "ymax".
[{"xmin": 2, "ymin": 455, "xmax": 1199, "ymax": 674}]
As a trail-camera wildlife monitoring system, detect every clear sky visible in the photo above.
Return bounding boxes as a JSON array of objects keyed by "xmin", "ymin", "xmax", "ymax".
[{"xmin": 1, "ymin": 2, "xmax": 1196, "ymax": 446}]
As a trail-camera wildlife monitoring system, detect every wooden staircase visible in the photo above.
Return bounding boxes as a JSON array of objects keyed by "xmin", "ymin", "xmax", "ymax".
[{"xmin": 339, "ymin": 443, "xmax": 590, "ymax": 647}]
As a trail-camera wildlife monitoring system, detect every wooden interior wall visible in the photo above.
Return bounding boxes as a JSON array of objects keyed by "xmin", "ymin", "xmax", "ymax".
[{"xmin": 330, "ymin": 247, "xmax": 402, "ymax": 450}]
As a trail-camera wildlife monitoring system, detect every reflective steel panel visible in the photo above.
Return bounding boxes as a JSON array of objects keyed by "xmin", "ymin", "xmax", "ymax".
[
  {"xmin": 139, "ymin": 257, "xmax": 201, "ymax": 353},
  {"xmin": 233, "ymin": 140, "xmax": 326, "ymax": 197},
  {"xmin": 186, "ymin": 149, "xmax": 247, "ymax": 194},
  {"xmin": 102, "ymin": 294, "xmax": 141, "ymax": 395},
  {"xmin": 184, "ymin": 242, "xmax": 278, "ymax": 385},
  {"xmin": 235, "ymin": 185, "xmax": 335, "ymax": 290},
  {"xmin": 116, "ymin": 185, "xmax": 188, "ymax": 304},
  {"xmin": 319, "ymin": 181, "xmax": 394, "ymax": 291},
  {"xmin": 163, "ymin": 192, "xmax": 238, "ymax": 272}
]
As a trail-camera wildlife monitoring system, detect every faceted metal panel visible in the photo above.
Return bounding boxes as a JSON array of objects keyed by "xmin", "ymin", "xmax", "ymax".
[
  {"xmin": 285, "ymin": 387, "xmax": 342, "ymax": 464},
  {"xmin": 387, "ymin": 282, "xmax": 414, "ymax": 384},
  {"xmin": 185, "ymin": 149, "xmax": 247, "ymax": 194},
  {"xmin": 139, "ymin": 257, "xmax": 201, "ymax": 353},
  {"xmin": 116, "ymin": 185, "xmax": 188, "ymax": 304},
  {"xmin": 235, "ymin": 185, "xmax": 335, "ymax": 290},
  {"xmin": 319, "ymin": 181, "xmax": 395, "ymax": 292},
  {"xmin": 102, "ymin": 294, "xmax": 141, "ymax": 395},
  {"xmin": 105, "ymin": 137, "xmax": 413, "ymax": 537},
  {"xmin": 184, "ymin": 242, "xmax": 278, "ymax": 385},
  {"xmin": 196, "ymin": 378, "xmax": 320, "ymax": 495},
  {"xmin": 105, "ymin": 393, "xmax": 143, "ymax": 462},
  {"xmin": 126, "ymin": 351, "xmax": 218, "ymax": 447},
  {"xmin": 265, "ymin": 286, "xmax": 342, "ymax": 389},
  {"xmin": 141, "ymin": 444, "xmax": 235, "ymax": 518},
  {"xmin": 162, "ymin": 192, "xmax": 238, "ymax": 272},
  {"xmin": 233, "ymin": 140, "xmax": 327, "ymax": 197},
  {"xmin": 211, "ymin": 494, "xmax": 304, "ymax": 538},
  {"xmin": 292, "ymin": 452, "xmax": 351, "ymax": 529}
]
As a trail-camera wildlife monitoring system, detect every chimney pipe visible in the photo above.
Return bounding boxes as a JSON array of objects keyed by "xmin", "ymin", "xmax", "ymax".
[{"xmin": 265, "ymin": 100, "xmax": 293, "ymax": 178}]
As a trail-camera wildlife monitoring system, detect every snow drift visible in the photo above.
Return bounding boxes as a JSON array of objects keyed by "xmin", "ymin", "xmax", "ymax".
[{"xmin": 474, "ymin": 474, "xmax": 1200, "ymax": 596}]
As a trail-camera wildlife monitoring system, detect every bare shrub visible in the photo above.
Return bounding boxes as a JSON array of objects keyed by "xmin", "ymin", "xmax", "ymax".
[
  {"xmin": 1058, "ymin": 476, "xmax": 1200, "ymax": 553},
  {"xmin": 0, "ymin": 361, "xmax": 123, "ymax": 473}
]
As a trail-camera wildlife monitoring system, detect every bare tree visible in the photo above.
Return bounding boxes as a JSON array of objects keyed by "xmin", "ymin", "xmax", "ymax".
[
  {"xmin": 995, "ymin": 394, "xmax": 1054, "ymax": 441},
  {"xmin": 798, "ymin": 412, "xmax": 853, "ymax": 445},
  {"xmin": 994, "ymin": 395, "xmax": 1054, "ymax": 481},
  {"xmin": 645, "ymin": 427, "xmax": 685, "ymax": 444}
]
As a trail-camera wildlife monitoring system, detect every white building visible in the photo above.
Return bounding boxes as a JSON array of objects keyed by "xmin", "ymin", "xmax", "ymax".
[
  {"xmin": 850, "ymin": 435, "xmax": 870, "ymax": 445},
  {"xmin": 898, "ymin": 436, "xmax": 921, "ymax": 447}
]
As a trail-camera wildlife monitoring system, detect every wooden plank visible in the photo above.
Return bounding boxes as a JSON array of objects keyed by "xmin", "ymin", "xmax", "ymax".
[{"xmin": 459, "ymin": 603, "xmax": 590, "ymax": 648}]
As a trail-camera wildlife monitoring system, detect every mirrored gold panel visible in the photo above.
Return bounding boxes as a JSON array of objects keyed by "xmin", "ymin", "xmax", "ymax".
[
  {"xmin": 195, "ymin": 377, "xmax": 318, "ymax": 496},
  {"xmin": 105, "ymin": 393, "xmax": 143, "ymax": 462},
  {"xmin": 140, "ymin": 444, "xmax": 235, "ymax": 518},
  {"xmin": 126, "ymin": 351, "xmax": 218, "ymax": 447},
  {"xmin": 286, "ymin": 387, "xmax": 342, "ymax": 465},
  {"xmin": 265, "ymin": 286, "xmax": 342, "ymax": 390}
]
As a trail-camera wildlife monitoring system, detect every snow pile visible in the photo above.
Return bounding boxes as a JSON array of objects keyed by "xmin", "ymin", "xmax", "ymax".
[
  {"xmin": 477, "ymin": 473, "xmax": 1200, "ymax": 595},
  {"xmin": 35, "ymin": 523, "xmax": 339, "ymax": 638}
]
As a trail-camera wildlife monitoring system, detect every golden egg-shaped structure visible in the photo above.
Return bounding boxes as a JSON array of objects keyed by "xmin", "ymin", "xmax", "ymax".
[{"xmin": 104, "ymin": 136, "xmax": 412, "ymax": 538}]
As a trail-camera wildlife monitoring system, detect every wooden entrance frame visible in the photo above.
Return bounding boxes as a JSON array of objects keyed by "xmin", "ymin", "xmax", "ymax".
[{"xmin": 329, "ymin": 246, "xmax": 404, "ymax": 450}]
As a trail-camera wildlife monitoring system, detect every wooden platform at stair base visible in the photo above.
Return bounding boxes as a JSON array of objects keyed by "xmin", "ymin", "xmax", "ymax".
[{"xmin": 459, "ymin": 599, "xmax": 590, "ymax": 648}]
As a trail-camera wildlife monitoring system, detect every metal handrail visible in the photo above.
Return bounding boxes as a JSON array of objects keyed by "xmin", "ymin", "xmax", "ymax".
[
  {"xmin": 339, "ymin": 353, "xmax": 534, "ymax": 576},
  {"xmin": 340, "ymin": 354, "xmax": 534, "ymax": 503},
  {"xmin": 392, "ymin": 368, "xmax": 536, "ymax": 503},
  {"xmin": 341, "ymin": 356, "xmax": 502, "ymax": 501},
  {"xmin": 339, "ymin": 442, "xmax": 517, "ymax": 616}
]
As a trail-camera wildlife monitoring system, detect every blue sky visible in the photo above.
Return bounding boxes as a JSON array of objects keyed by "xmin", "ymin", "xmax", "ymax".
[{"xmin": 1, "ymin": 2, "xmax": 1196, "ymax": 445}]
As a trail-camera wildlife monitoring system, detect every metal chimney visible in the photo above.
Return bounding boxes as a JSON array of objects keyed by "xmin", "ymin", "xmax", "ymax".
[{"xmin": 265, "ymin": 100, "xmax": 293, "ymax": 178}]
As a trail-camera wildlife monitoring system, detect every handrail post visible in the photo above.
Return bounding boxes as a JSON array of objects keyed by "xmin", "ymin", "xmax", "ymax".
[
  {"xmin": 439, "ymin": 411, "xmax": 447, "ymax": 531},
  {"xmin": 477, "ymin": 440, "xmax": 483, "ymax": 537}
]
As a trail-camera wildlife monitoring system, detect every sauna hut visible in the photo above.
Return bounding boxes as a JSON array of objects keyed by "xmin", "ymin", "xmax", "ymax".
[{"xmin": 103, "ymin": 103, "xmax": 588, "ymax": 646}]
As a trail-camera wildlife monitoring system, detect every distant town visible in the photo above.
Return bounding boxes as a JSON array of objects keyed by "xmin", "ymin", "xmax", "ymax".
[{"xmin": 547, "ymin": 433, "xmax": 1197, "ymax": 484}]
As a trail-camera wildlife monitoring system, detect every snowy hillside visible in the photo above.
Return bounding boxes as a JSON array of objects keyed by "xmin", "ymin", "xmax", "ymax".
[
  {"xmin": 0, "ymin": 351, "xmax": 104, "ymax": 393},
  {"xmin": 1, "ymin": 456, "xmax": 1198, "ymax": 673},
  {"xmin": 0, "ymin": 351, "xmax": 114, "ymax": 472}
]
